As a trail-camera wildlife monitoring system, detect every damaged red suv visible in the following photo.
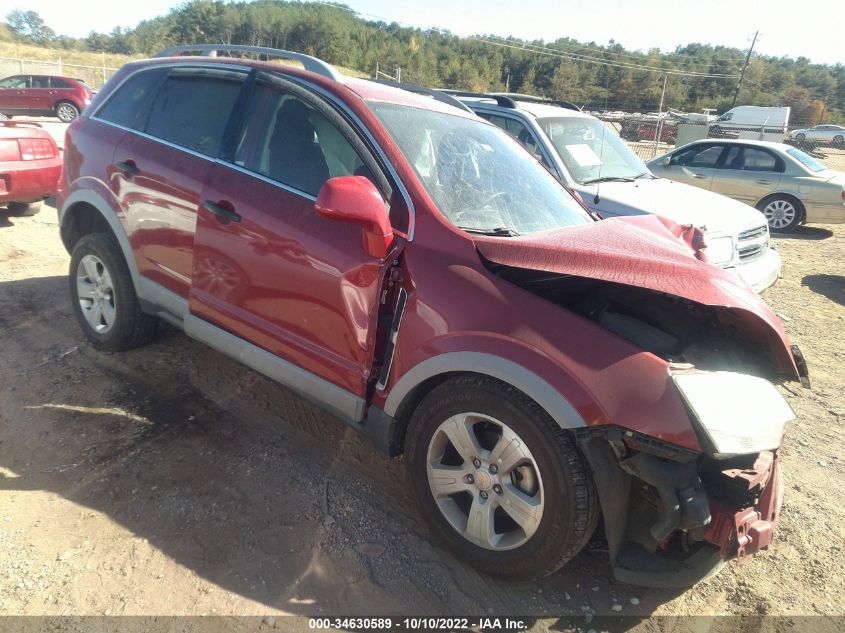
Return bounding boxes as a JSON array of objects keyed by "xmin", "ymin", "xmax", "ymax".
[{"xmin": 57, "ymin": 45, "xmax": 809, "ymax": 587}]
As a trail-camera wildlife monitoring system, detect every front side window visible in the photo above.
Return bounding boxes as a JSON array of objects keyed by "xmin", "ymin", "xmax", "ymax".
[
  {"xmin": 145, "ymin": 70, "xmax": 244, "ymax": 157},
  {"xmin": 672, "ymin": 144, "xmax": 724, "ymax": 168},
  {"xmin": 234, "ymin": 80, "xmax": 372, "ymax": 197},
  {"xmin": 0, "ymin": 76, "xmax": 28, "ymax": 88},
  {"xmin": 369, "ymin": 102, "xmax": 592, "ymax": 236},
  {"xmin": 538, "ymin": 116, "xmax": 648, "ymax": 184},
  {"xmin": 96, "ymin": 68, "xmax": 168, "ymax": 130},
  {"xmin": 480, "ymin": 113, "xmax": 548, "ymax": 165}
]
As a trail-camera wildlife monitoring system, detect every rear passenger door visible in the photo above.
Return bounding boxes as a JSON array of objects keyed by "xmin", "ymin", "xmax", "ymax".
[
  {"xmin": 711, "ymin": 145, "xmax": 783, "ymax": 204},
  {"xmin": 111, "ymin": 67, "xmax": 246, "ymax": 298},
  {"xmin": 190, "ymin": 72, "xmax": 397, "ymax": 399}
]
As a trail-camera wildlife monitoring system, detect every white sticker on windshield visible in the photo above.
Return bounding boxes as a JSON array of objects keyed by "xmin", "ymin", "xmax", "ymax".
[{"xmin": 565, "ymin": 144, "xmax": 602, "ymax": 167}]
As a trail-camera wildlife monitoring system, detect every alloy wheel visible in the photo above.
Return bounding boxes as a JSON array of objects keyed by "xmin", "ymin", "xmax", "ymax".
[
  {"xmin": 426, "ymin": 412, "xmax": 544, "ymax": 551},
  {"xmin": 763, "ymin": 199, "xmax": 797, "ymax": 230},
  {"xmin": 76, "ymin": 254, "xmax": 116, "ymax": 334},
  {"xmin": 57, "ymin": 103, "xmax": 78, "ymax": 122}
]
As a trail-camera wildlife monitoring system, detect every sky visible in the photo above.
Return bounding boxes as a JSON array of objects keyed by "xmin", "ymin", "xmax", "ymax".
[{"xmin": 2, "ymin": 0, "xmax": 842, "ymax": 66}]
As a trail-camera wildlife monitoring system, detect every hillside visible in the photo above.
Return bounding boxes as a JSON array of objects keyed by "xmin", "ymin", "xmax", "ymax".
[{"xmin": 3, "ymin": 0, "xmax": 843, "ymax": 123}]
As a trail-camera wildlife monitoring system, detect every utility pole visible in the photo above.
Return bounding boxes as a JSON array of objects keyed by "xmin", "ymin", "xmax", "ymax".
[
  {"xmin": 732, "ymin": 30, "xmax": 758, "ymax": 108},
  {"xmin": 652, "ymin": 74, "xmax": 668, "ymax": 159}
]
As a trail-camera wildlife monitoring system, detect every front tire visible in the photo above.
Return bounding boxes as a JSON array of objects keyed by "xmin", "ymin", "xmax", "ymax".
[
  {"xmin": 6, "ymin": 201, "xmax": 42, "ymax": 217},
  {"xmin": 833, "ymin": 134, "xmax": 844, "ymax": 148},
  {"xmin": 758, "ymin": 195, "xmax": 803, "ymax": 233},
  {"xmin": 405, "ymin": 375, "xmax": 599, "ymax": 580},
  {"xmin": 69, "ymin": 233, "xmax": 157, "ymax": 351},
  {"xmin": 56, "ymin": 101, "xmax": 79, "ymax": 123}
]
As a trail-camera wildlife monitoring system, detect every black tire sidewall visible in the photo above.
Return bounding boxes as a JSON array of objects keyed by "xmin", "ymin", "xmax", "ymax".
[
  {"xmin": 69, "ymin": 233, "xmax": 140, "ymax": 350},
  {"xmin": 405, "ymin": 378, "xmax": 595, "ymax": 580}
]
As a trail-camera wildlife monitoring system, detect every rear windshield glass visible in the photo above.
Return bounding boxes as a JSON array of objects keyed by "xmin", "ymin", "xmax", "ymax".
[
  {"xmin": 368, "ymin": 102, "xmax": 592, "ymax": 236},
  {"xmin": 785, "ymin": 147, "xmax": 827, "ymax": 172}
]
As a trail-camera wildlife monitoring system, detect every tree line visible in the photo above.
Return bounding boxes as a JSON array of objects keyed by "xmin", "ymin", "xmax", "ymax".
[{"xmin": 4, "ymin": 1, "xmax": 844, "ymax": 124}]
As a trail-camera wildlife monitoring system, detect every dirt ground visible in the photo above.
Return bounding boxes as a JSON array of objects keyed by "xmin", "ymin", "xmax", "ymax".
[{"xmin": 0, "ymin": 201, "xmax": 843, "ymax": 624}]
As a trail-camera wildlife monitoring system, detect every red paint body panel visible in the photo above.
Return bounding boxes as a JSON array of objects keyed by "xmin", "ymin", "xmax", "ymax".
[
  {"xmin": 190, "ymin": 164, "xmax": 388, "ymax": 396},
  {"xmin": 112, "ymin": 133, "xmax": 206, "ymax": 297},
  {"xmin": 0, "ymin": 122, "xmax": 61, "ymax": 203}
]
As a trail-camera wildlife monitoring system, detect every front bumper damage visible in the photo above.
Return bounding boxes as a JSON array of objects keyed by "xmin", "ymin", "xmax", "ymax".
[{"xmin": 578, "ymin": 430, "xmax": 784, "ymax": 588}]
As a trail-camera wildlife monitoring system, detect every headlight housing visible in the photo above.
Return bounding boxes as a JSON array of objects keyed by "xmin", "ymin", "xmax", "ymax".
[
  {"xmin": 704, "ymin": 235, "xmax": 735, "ymax": 266},
  {"xmin": 672, "ymin": 371, "xmax": 795, "ymax": 457}
]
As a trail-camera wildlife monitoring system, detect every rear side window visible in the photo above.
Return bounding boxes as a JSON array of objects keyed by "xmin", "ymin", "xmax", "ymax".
[
  {"xmin": 50, "ymin": 78, "xmax": 72, "ymax": 89},
  {"xmin": 145, "ymin": 70, "xmax": 244, "ymax": 158},
  {"xmin": 96, "ymin": 68, "xmax": 168, "ymax": 130},
  {"xmin": 31, "ymin": 76, "xmax": 49, "ymax": 88},
  {"xmin": 721, "ymin": 146, "xmax": 783, "ymax": 173}
]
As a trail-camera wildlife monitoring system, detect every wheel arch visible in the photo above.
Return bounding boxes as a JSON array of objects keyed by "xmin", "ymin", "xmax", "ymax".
[
  {"xmin": 383, "ymin": 352, "xmax": 588, "ymax": 455},
  {"xmin": 60, "ymin": 190, "xmax": 142, "ymax": 295}
]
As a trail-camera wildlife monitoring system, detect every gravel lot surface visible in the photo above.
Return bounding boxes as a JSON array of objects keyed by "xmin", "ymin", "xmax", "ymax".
[{"xmin": 0, "ymin": 208, "xmax": 843, "ymax": 626}]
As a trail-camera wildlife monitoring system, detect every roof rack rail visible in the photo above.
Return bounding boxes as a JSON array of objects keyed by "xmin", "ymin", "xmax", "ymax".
[
  {"xmin": 489, "ymin": 92, "xmax": 582, "ymax": 112},
  {"xmin": 437, "ymin": 89, "xmax": 518, "ymax": 109},
  {"xmin": 369, "ymin": 81, "xmax": 473, "ymax": 113},
  {"xmin": 154, "ymin": 44, "xmax": 345, "ymax": 83}
]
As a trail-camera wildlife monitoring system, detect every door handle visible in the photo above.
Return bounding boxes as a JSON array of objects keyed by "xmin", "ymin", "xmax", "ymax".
[
  {"xmin": 115, "ymin": 160, "xmax": 140, "ymax": 176},
  {"xmin": 203, "ymin": 200, "xmax": 241, "ymax": 223},
  {"xmin": 755, "ymin": 179, "xmax": 772, "ymax": 184}
]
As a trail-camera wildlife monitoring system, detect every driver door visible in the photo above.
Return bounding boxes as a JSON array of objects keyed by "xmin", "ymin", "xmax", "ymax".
[
  {"xmin": 661, "ymin": 143, "xmax": 725, "ymax": 190},
  {"xmin": 190, "ymin": 74, "xmax": 397, "ymax": 399}
]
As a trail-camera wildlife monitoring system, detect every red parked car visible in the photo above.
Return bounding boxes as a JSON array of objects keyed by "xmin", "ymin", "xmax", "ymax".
[
  {"xmin": 0, "ymin": 120, "xmax": 61, "ymax": 216},
  {"xmin": 57, "ymin": 45, "xmax": 808, "ymax": 587},
  {"xmin": 0, "ymin": 74, "xmax": 95, "ymax": 122},
  {"xmin": 621, "ymin": 117, "xmax": 679, "ymax": 145}
]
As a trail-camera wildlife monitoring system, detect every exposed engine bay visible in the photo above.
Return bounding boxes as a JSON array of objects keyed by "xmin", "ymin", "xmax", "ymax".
[{"xmin": 483, "ymin": 261, "xmax": 782, "ymax": 379}]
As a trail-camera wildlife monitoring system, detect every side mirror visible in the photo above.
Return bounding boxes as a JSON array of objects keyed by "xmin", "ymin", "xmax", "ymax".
[
  {"xmin": 661, "ymin": 157, "xmax": 671, "ymax": 168},
  {"xmin": 315, "ymin": 176, "xmax": 394, "ymax": 259}
]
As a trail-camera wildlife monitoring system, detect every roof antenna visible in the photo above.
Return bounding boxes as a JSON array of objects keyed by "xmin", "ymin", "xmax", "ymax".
[{"xmin": 594, "ymin": 121, "xmax": 606, "ymax": 205}]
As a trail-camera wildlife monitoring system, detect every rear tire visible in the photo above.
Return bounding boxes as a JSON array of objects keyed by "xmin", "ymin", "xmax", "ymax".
[
  {"xmin": 834, "ymin": 134, "xmax": 844, "ymax": 148},
  {"xmin": 794, "ymin": 133, "xmax": 806, "ymax": 142},
  {"xmin": 56, "ymin": 101, "xmax": 79, "ymax": 123},
  {"xmin": 69, "ymin": 232, "xmax": 157, "ymax": 351},
  {"xmin": 405, "ymin": 375, "xmax": 599, "ymax": 580},
  {"xmin": 6, "ymin": 201, "xmax": 42, "ymax": 217},
  {"xmin": 757, "ymin": 195, "xmax": 803, "ymax": 233}
]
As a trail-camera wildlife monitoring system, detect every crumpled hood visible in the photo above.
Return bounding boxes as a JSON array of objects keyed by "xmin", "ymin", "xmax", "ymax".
[
  {"xmin": 476, "ymin": 214, "xmax": 799, "ymax": 379},
  {"xmin": 583, "ymin": 177, "xmax": 767, "ymax": 236}
]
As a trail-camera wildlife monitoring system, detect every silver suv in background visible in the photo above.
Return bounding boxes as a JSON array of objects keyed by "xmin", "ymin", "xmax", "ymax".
[{"xmin": 448, "ymin": 92, "xmax": 782, "ymax": 293}]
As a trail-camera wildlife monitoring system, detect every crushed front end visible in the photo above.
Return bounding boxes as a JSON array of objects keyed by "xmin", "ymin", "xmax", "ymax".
[{"xmin": 578, "ymin": 413, "xmax": 788, "ymax": 587}]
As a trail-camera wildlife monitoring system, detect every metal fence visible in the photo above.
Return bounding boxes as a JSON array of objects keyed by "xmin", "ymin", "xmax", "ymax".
[
  {"xmin": 594, "ymin": 112, "xmax": 845, "ymax": 172},
  {"xmin": 0, "ymin": 57, "xmax": 119, "ymax": 89}
]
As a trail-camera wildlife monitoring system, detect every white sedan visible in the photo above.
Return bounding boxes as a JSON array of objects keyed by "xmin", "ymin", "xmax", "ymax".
[{"xmin": 789, "ymin": 125, "xmax": 845, "ymax": 147}]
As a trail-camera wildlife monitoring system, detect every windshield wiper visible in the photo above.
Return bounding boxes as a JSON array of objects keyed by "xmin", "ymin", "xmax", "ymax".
[
  {"xmin": 581, "ymin": 176, "xmax": 636, "ymax": 184},
  {"xmin": 633, "ymin": 171, "xmax": 655, "ymax": 179},
  {"xmin": 458, "ymin": 226, "xmax": 521, "ymax": 237}
]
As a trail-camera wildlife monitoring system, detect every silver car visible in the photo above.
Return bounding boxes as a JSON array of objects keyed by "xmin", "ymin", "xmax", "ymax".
[
  {"xmin": 648, "ymin": 139, "xmax": 845, "ymax": 232},
  {"xmin": 789, "ymin": 125, "xmax": 845, "ymax": 147}
]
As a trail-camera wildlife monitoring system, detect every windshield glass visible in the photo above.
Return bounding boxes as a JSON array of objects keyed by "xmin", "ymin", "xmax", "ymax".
[
  {"xmin": 786, "ymin": 147, "xmax": 828, "ymax": 172},
  {"xmin": 538, "ymin": 117, "xmax": 649, "ymax": 185},
  {"xmin": 368, "ymin": 102, "xmax": 592, "ymax": 235}
]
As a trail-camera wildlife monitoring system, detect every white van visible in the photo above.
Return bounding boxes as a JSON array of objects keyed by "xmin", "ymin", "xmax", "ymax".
[{"xmin": 709, "ymin": 106, "xmax": 790, "ymax": 142}]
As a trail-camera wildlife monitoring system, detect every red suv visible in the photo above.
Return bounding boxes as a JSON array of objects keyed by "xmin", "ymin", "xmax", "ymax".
[
  {"xmin": 0, "ymin": 74, "xmax": 95, "ymax": 122},
  {"xmin": 56, "ymin": 45, "xmax": 808, "ymax": 587}
]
